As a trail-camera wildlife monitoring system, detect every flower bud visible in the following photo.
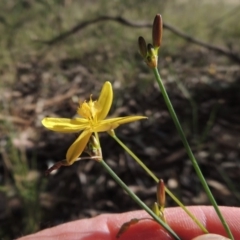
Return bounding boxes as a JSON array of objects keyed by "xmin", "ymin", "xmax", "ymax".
[
  {"xmin": 152, "ymin": 202, "xmax": 160, "ymax": 217},
  {"xmin": 152, "ymin": 14, "xmax": 163, "ymax": 48},
  {"xmin": 138, "ymin": 36, "xmax": 147, "ymax": 58},
  {"xmin": 85, "ymin": 135, "xmax": 102, "ymax": 159},
  {"xmin": 146, "ymin": 43, "xmax": 158, "ymax": 68},
  {"xmin": 157, "ymin": 179, "xmax": 165, "ymax": 209}
]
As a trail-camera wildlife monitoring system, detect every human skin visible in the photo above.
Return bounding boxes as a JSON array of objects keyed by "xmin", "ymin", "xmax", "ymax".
[{"xmin": 17, "ymin": 206, "xmax": 240, "ymax": 240}]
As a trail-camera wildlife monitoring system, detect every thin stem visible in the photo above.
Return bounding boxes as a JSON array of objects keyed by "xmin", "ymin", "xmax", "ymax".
[
  {"xmin": 99, "ymin": 159, "xmax": 180, "ymax": 240},
  {"xmin": 111, "ymin": 133, "xmax": 157, "ymax": 181},
  {"xmin": 152, "ymin": 67, "xmax": 233, "ymax": 240},
  {"xmin": 110, "ymin": 132, "xmax": 208, "ymax": 233},
  {"xmin": 94, "ymin": 132, "xmax": 100, "ymax": 147}
]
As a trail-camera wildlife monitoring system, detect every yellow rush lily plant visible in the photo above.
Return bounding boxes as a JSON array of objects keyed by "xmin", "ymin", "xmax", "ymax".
[
  {"xmin": 41, "ymin": 14, "xmax": 234, "ymax": 240},
  {"xmin": 42, "ymin": 81, "xmax": 181, "ymax": 239},
  {"xmin": 42, "ymin": 81, "xmax": 146, "ymax": 168}
]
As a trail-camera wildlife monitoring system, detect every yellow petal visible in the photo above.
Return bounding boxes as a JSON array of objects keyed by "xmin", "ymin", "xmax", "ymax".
[
  {"xmin": 94, "ymin": 116, "xmax": 147, "ymax": 132},
  {"xmin": 42, "ymin": 118, "xmax": 89, "ymax": 133},
  {"xmin": 111, "ymin": 116, "xmax": 147, "ymax": 125},
  {"xmin": 103, "ymin": 116, "xmax": 147, "ymax": 126},
  {"xmin": 94, "ymin": 123, "xmax": 118, "ymax": 132},
  {"xmin": 97, "ymin": 81, "xmax": 113, "ymax": 121},
  {"xmin": 66, "ymin": 130, "xmax": 92, "ymax": 164},
  {"xmin": 92, "ymin": 118, "xmax": 124, "ymax": 132}
]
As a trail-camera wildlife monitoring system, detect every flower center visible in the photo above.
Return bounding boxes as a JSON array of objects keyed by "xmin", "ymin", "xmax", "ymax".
[{"xmin": 77, "ymin": 96, "xmax": 100, "ymax": 123}]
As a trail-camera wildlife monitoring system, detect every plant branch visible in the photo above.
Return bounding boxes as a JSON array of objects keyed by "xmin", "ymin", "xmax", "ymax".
[{"xmin": 37, "ymin": 15, "xmax": 240, "ymax": 62}]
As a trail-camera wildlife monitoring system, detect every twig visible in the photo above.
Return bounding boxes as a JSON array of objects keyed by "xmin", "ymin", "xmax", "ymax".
[
  {"xmin": 0, "ymin": 114, "xmax": 31, "ymax": 125},
  {"xmin": 23, "ymin": 87, "xmax": 80, "ymax": 111},
  {"xmin": 37, "ymin": 15, "xmax": 240, "ymax": 63}
]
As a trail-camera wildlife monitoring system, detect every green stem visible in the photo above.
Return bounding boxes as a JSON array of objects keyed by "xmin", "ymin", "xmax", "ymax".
[
  {"xmin": 109, "ymin": 131, "xmax": 208, "ymax": 233},
  {"xmin": 99, "ymin": 159, "xmax": 180, "ymax": 240},
  {"xmin": 152, "ymin": 67, "xmax": 233, "ymax": 240}
]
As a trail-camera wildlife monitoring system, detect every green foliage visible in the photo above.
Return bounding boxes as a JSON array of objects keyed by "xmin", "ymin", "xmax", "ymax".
[{"xmin": 0, "ymin": 122, "xmax": 45, "ymax": 238}]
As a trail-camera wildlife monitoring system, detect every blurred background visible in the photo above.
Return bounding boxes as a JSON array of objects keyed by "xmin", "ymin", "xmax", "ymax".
[{"xmin": 0, "ymin": 0, "xmax": 240, "ymax": 238}]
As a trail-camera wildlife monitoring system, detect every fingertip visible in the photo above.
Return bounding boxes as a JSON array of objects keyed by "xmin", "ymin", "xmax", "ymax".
[{"xmin": 165, "ymin": 206, "xmax": 240, "ymax": 239}]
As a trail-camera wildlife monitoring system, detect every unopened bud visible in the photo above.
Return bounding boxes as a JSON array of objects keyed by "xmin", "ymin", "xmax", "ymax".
[
  {"xmin": 152, "ymin": 202, "xmax": 160, "ymax": 217},
  {"xmin": 157, "ymin": 179, "xmax": 165, "ymax": 209},
  {"xmin": 90, "ymin": 135, "xmax": 99, "ymax": 149},
  {"xmin": 138, "ymin": 36, "xmax": 147, "ymax": 58},
  {"xmin": 85, "ymin": 135, "xmax": 102, "ymax": 159},
  {"xmin": 146, "ymin": 43, "xmax": 158, "ymax": 68},
  {"xmin": 152, "ymin": 14, "xmax": 163, "ymax": 48}
]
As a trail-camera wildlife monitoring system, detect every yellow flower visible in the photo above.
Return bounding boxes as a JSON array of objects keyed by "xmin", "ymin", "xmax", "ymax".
[{"xmin": 42, "ymin": 81, "xmax": 147, "ymax": 165}]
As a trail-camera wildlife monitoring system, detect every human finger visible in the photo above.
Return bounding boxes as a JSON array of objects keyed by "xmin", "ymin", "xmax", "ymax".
[{"xmin": 17, "ymin": 206, "xmax": 240, "ymax": 240}]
